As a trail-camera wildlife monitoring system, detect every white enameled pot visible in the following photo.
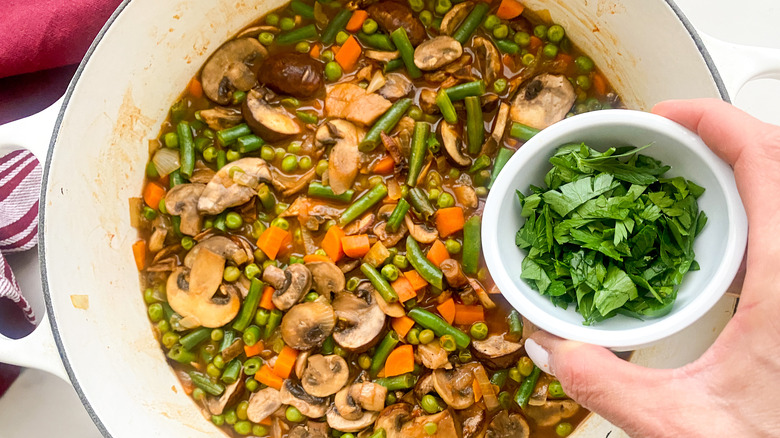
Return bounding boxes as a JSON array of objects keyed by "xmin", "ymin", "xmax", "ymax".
[{"xmin": 0, "ymin": 0, "xmax": 778, "ymax": 436}]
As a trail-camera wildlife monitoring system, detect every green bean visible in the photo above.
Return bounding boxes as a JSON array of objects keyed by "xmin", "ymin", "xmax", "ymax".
[
  {"xmin": 436, "ymin": 89, "xmax": 458, "ymax": 124},
  {"xmin": 217, "ymin": 124, "xmax": 252, "ymax": 145},
  {"xmin": 407, "ymin": 307, "xmax": 470, "ymax": 349},
  {"xmin": 370, "ymin": 331, "xmax": 400, "ymax": 376},
  {"xmin": 180, "ymin": 327, "xmax": 211, "ymax": 351},
  {"xmin": 462, "ymin": 215, "xmax": 481, "ymax": 275},
  {"xmin": 495, "ymin": 39, "xmax": 520, "ymax": 54},
  {"xmin": 465, "ymin": 96, "xmax": 484, "ymax": 155},
  {"xmin": 167, "ymin": 344, "xmax": 197, "ymax": 363},
  {"xmin": 357, "ymin": 32, "xmax": 396, "ymax": 51},
  {"xmin": 361, "ymin": 263, "xmax": 399, "ymax": 303},
  {"xmin": 277, "ymin": 24, "xmax": 319, "ymax": 45},
  {"xmin": 514, "ymin": 366, "xmax": 541, "ymax": 408},
  {"xmin": 177, "ymin": 121, "xmax": 195, "ymax": 178},
  {"xmin": 233, "ymin": 278, "xmax": 263, "ymax": 332},
  {"xmin": 263, "ymin": 309, "xmax": 283, "ymax": 339},
  {"xmin": 468, "ymin": 155, "xmax": 491, "ymax": 173},
  {"xmin": 296, "ymin": 110, "xmax": 318, "ymax": 124},
  {"xmin": 406, "ymin": 122, "xmax": 429, "ymax": 187},
  {"xmin": 219, "ymin": 330, "xmax": 236, "ymax": 352},
  {"xmin": 407, "ymin": 187, "xmax": 435, "ymax": 221},
  {"xmin": 217, "ymin": 149, "xmax": 227, "ymax": 170},
  {"xmin": 507, "ymin": 310, "xmax": 523, "ymax": 339},
  {"xmin": 490, "ymin": 369, "xmax": 509, "ymax": 390},
  {"xmin": 221, "ymin": 359, "xmax": 241, "ymax": 384},
  {"xmin": 360, "ymin": 98, "xmax": 413, "ymax": 151},
  {"xmin": 489, "ymin": 147, "xmax": 514, "ymax": 189},
  {"xmin": 452, "ymin": 2, "xmax": 489, "ymax": 44},
  {"xmin": 256, "ymin": 184, "xmax": 275, "ymax": 211},
  {"xmin": 383, "ymin": 58, "xmax": 404, "ymax": 73},
  {"xmin": 308, "ymin": 182, "xmax": 354, "ymax": 203},
  {"xmin": 444, "ymin": 80, "xmax": 486, "ymax": 101},
  {"xmin": 190, "ymin": 371, "xmax": 225, "ymax": 396},
  {"xmin": 236, "ymin": 135, "xmax": 265, "ymax": 154},
  {"xmin": 390, "ymin": 27, "xmax": 422, "ymax": 79},
  {"xmin": 509, "ymin": 122, "xmax": 540, "ymax": 141},
  {"xmin": 243, "ymin": 325, "xmax": 262, "ymax": 346},
  {"xmin": 387, "ymin": 199, "xmax": 410, "ymax": 233},
  {"xmin": 169, "ymin": 169, "xmax": 185, "ymax": 188},
  {"xmin": 339, "ymin": 183, "xmax": 388, "ymax": 226},
  {"xmin": 290, "ymin": 0, "xmax": 315, "ymax": 19},
  {"xmin": 321, "ymin": 9, "xmax": 352, "ymax": 45},
  {"xmin": 405, "ymin": 236, "xmax": 443, "ymax": 289},
  {"xmin": 374, "ymin": 373, "xmax": 418, "ymax": 390}
]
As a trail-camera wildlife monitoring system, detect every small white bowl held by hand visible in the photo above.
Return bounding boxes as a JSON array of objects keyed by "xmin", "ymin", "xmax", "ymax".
[{"xmin": 483, "ymin": 110, "xmax": 747, "ymax": 350}]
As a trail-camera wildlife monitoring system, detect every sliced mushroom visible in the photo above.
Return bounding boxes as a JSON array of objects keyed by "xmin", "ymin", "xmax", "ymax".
[
  {"xmin": 334, "ymin": 386, "xmax": 363, "ymax": 421},
  {"xmin": 432, "ymin": 367, "xmax": 475, "ymax": 410},
  {"xmin": 306, "ymin": 261, "xmax": 346, "ymax": 297},
  {"xmin": 510, "ymin": 73, "xmax": 576, "ymax": 130},
  {"xmin": 325, "ymin": 83, "xmax": 393, "ymax": 126},
  {"xmin": 414, "ymin": 36, "xmax": 463, "ymax": 71},
  {"xmin": 243, "ymin": 89, "xmax": 302, "ymax": 141},
  {"xmin": 375, "ymin": 403, "xmax": 413, "ymax": 438},
  {"xmin": 402, "ymin": 409, "xmax": 459, "ymax": 437},
  {"xmin": 439, "ymin": 122, "xmax": 471, "ymax": 167},
  {"xmin": 455, "ymin": 404, "xmax": 488, "ymax": 438},
  {"xmin": 371, "ymin": 287, "xmax": 405, "ymax": 318},
  {"xmin": 373, "ymin": 221, "xmax": 408, "ymax": 248},
  {"xmin": 326, "ymin": 405, "xmax": 379, "ymax": 433},
  {"xmin": 258, "ymin": 52, "xmax": 325, "ymax": 98},
  {"xmin": 183, "ymin": 236, "xmax": 248, "ymax": 268},
  {"xmin": 440, "ymin": 2, "xmax": 472, "ymax": 35},
  {"xmin": 482, "ymin": 102, "xmax": 511, "ymax": 155},
  {"xmin": 332, "ymin": 291, "xmax": 386, "ymax": 352},
  {"xmin": 471, "ymin": 335, "xmax": 524, "ymax": 369},
  {"xmin": 315, "ymin": 120, "xmax": 361, "ymax": 195},
  {"xmin": 221, "ymin": 337, "xmax": 245, "ymax": 363},
  {"xmin": 528, "ymin": 373, "xmax": 551, "ymax": 407},
  {"xmin": 344, "ymin": 213, "xmax": 375, "ymax": 236},
  {"xmin": 147, "ymin": 216, "xmax": 168, "ymax": 253},
  {"xmin": 404, "ymin": 215, "xmax": 439, "ymax": 244},
  {"xmin": 473, "ymin": 37, "xmax": 501, "ymax": 86},
  {"xmin": 207, "ymin": 376, "xmax": 245, "ymax": 415},
  {"xmin": 280, "ymin": 379, "xmax": 329, "ymax": 419},
  {"xmin": 524, "ymin": 401, "xmax": 579, "ymax": 426},
  {"xmin": 263, "ymin": 263, "xmax": 313, "ymax": 310},
  {"xmin": 198, "ymin": 158, "xmax": 272, "ymax": 215},
  {"xmin": 164, "ymin": 183, "xmax": 205, "ymax": 236},
  {"xmin": 349, "ymin": 382, "xmax": 387, "ymax": 412},
  {"xmin": 485, "ymin": 411, "xmax": 530, "ymax": 438},
  {"xmin": 247, "ymin": 387, "xmax": 282, "ymax": 423},
  {"xmin": 301, "ymin": 354, "xmax": 350, "ymax": 397},
  {"xmin": 198, "ymin": 106, "xmax": 243, "ymax": 131},
  {"xmin": 295, "ymin": 349, "xmax": 312, "ymax": 379},
  {"xmin": 367, "ymin": 1, "xmax": 425, "ymax": 46},
  {"xmin": 469, "ymin": 278, "xmax": 496, "ymax": 310},
  {"xmin": 289, "ymin": 421, "xmax": 330, "ymax": 438},
  {"xmin": 417, "ymin": 342, "xmax": 452, "ymax": 370},
  {"xmin": 365, "ymin": 50, "xmax": 400, "ymax": 63},
  {"xmin": 376, "ymin": 72, "xmax": 410, "ymax": 99},
  {"xmin": 201, "ymin": 38, "xmax": 266, "ymax": 104},
  {"xmin": 166, "ymin": 249, "xmax": 240, "ymax": 328},
  {"xmin": 440, "ymin": 259, "xmax": 468, "ymax": 288},
  {"xmin": 414, "ymin": 373, "xmax": 435, "ymax": 401},
  {"xmin": 281, "ymin": 301, "xmax": 336, "ymax": 350}
]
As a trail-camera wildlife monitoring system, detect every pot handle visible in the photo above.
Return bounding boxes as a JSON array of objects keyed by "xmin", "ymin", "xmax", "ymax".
[
  {"xmin": 0, "ymin": 97, "xmax": 70, "ymax": 383},
  {"xmin": 700, "ymin": 32, "xmax": 780, "ymax": 100}
]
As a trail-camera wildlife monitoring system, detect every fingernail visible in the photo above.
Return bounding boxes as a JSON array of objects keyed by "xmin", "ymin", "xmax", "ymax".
[{"xmin": 525, "ymin": 338, "xmax": 554, "ymax": 376}]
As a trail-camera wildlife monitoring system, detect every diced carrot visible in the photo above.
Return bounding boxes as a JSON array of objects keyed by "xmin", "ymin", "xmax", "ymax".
[
  {"xmin": 593, "ymin": 72, "xmax": 607, "ymax": 96},
  {"xmin": 272, "ymin": 346, "xmax": 298, "ymax": 379},
  {"xmin": 454, "ymin": 304, "xmax": 485, "ymax": 325},
  {"xmin": 256, "ymin": 226, "xmax": 290, "ymax": 260},
  {"xmin": 437, "ymin": 298, "xmax": 456, "ymax": 324},
  {"xmin": 335, "ymin": 35, "xmax": 362, "ymax": 72},
  {"xmin": 529, "ymin": 35, "xmax": 543, "ymax": 52},
  {"xmin": 259, "ymin": 285, "xmax": 276, "ymax": 311},
  {"xmin": 256, "ymin": 364, "xmax": 284, "ymax": 390},
  {"xmin": 143, "ymin": 181, "xmax": 166, "ymax": 209},
  {"xmin": 259, "ymin": 417, "xmax": 272, "ymax": 426},
  {"xmin": 496, "ymin": 0, "xmax": 524, "ymax": 19},
  {"xmin": 384, "ymin": 345, "xmax": 415, "ymax": 377},
  {"xmin": 244, "ymin": 341, "xmax": 264, "ymax": 357},
  {"xmin": 502, "ymin": 53, "xmax": 515, "ymax": 70},
  {"xmin": 322, "ymin": 225, "xmax": 346, "ymax": 262},
  {"xmin": 391, "ymin": 316, "xmax": 416, "ymax": 338},
  {"xmin": 188, "ymin": 77, "xmax": 203, "ymax": 99},
  {"xmin": 473, "ymin": 377, "xmax": 483, "ymax": 402},
  {"xmin": 555, "ymin": 53, "xmax": 574, "ymax": 70},
  {"xmin": 309, "ymin": 42, "xmax": 321, "ymax": 59},
  {"xmin": 372, "ymin": 155, "xmax": 395, "ymax": 175},
  {"xmin": 331, "ymin": 44, "xmax": 341, "ymax": 55},
  {"xmin": 435, "ymin": 206, "xmax": 465, "ymax": 238},
  {"xmin": 426, "ymin": 240, "xmax": 450, "ymax": 268},
  {"xmin": 132, "ymin": 240, "xmax": 146, "ymax": 271},
  {"xmin": 303, "ymin": 254, "xmax": 331, "ymax": 263},
  {"xmin": 404, "ymin": 270, "xmax": 428, "ymax": 291},
  {"xmin": 391, "ymin": 276, "xmax": 417, "ymax": 303},
  {"xmin": 341, "ymin": 234, "xmax": 371, "ymax": 258},
  {"xmin": 346, "ymin": 10, "xmax": 369, "ymax": 32}
]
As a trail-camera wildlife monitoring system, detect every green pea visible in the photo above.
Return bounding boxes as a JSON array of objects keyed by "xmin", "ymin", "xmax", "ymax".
[
  {"xmin": 281, "ymin": 155, "xmax": 299, "ymax": 173},
  {"xmin": 498, "ymin": 391, "xmax": 512, "ymax": 409},
  {"xmin": 252, "ymin": 425, "xmax": 268, "ymax": 436},
  {"xmin": 336, "ymin": 31, "xmax": 350, "ymax": 45},
  {"xmin": 419, "ymin": 10, "xmax": 433, "ymax": 27},
  {"xmin": 409, "ymin": 0, "xmax": 424, "ymax": 12},
  {"xmin": 469, "ymin": 322, "xmax": 488, "ymax": 340},
  {"xmin": 164, "ymin": 131, "xmax": 179, "ymax": 148},
  {"xmin": 191, "ymin": 388, "xmax": 205, "ymax": 403},
  {"xmin": 408, "ymin": 105, "xmax": 423, "ymax": 121},
  {"xmin": 514, "ymin": 31, "xmax": 531, "ymax": 47},
  {"xmin": 142, "ymin": 206, "xmax": 157, "ymax": 221},
  {"xmin": 386, "ymin": 392, "xmax": 397, "ymax": 405},
  {"xmin": 203, "ymin": 146, "xmax": 217, "ymax": 162},
  {"xmin": 508, "ymin": 367, "xmax": 522, "ymax": 383},
  {"xmin": 458, "ymin": 349, "xmax": 472, "ymax": 363},
  {"xmin": 235, "ymin": 400, "xmax": 249, "ymax": 420},
  {"xmin": 280, "ymin": 17, "xmax": 296, "ymax": 31},
  {"xmin": 315, "ymin": 159, "xmax": 329, "ymax": 176},
  {"xmin": 533, "ymin": 24, "xmax": 548, "ymax": 39},
  {"xmin": 213, "ymin": 354, "xmax": 226, "ymax": 370},
  {"xmin": 543, "ymin": 43, "xmax": 558, "ymax": 58},
  {"xmin": 362, "ymin": 18, "xmax": 378, "ymax": 34},
  {"xmin": 320, "ymin": 49, "xmax": 335, "ymax": 62},
  {"xmin": 143, "ymin": 288, "xmax": 157, "ymax": 304},
  {"xmin": 392, "ymin": 254, "xmax": 408, "ymax": 269},
  {"xmin": 333, "ymin": 345, "xmax": 347, "ymax": 358},
  {"xmin": 210, "ymin": 328, "xmax": 224, "ymax": 342},
  {"xmin": 573, "ymin": 103, "xmax": 588, "ymax": 114},
  {"xmin": 358, "ymin": 353, "xmax": 372, "ymax": 370},
  {"xmin": 146, "ymin": 161, "xmax": 159, "ymax": 179},
  {"xmin": 299, "ymin": 156, "xmax": 313, "ymax": 170},
  {"xmin": 244, "ymin": 263, "xmax": 261, "ymax": 280},
  {"xmin": 492, "ymin": 24, "xmax": 509, "ymax": 39},
  {"xmin": 315, "ymin": 248, "xmax": 327, "ymax": 257},
  {"xmin": 575, "ymin": 55, "xmax": 595, "ymax": 73},
  {"xmin": 286, "ymin": 406, "xmax": 306, "ymax": 423},
  {"xmin": 381, "ymin": 264, "xmax": 400, "ymax": 282},
  {"xmin": 548, "ymin": 380, "xmax": 567, "ymax": 398},
  {"xmin": 428, "ymin": 188, "xmax": 441, "ymax": 202},
  {"xmin": 434, "ymin": 0, "xmax": 451, "ymax": 16},
  {"xmin": 207, "ymin": 363, "xmax": 222, "ymax": 378},
  {"xmin": 224, "ymin": 409, "xmax": 238, "ymax": 425},
  {"xmin": 296, "ymin": 41, "xmax": 311, "ymax": 53},
  {"xmin": 148, "ymin": 303, "xmax": 164, "ymax": 323},
  {"xmin": 483, "ymin": 14, "xmax": 500, "ymax": 31},
  {"xmin": 418, "ymin": 329, "xmax": 435, "ymax": 344},
  {"xmin": 226, "ymin": 150, "xmax": 241, "ymax": 162},
  {"xmin": 448, "ymin": 168, "xmax": 460, "ymax": 180},
  {"xmin": 245, "ymin": 377, "xmax": 259, "ymax": 392},
  {"xmin": 439, "ymin": 334, "xmax": 457, "ymax": 352},
  {"xmin": 265, "ymin": 13, "xmax": 280, "ymax": 26},
  {"xmin": 303, "ymin": 291, "xmax": 318, "ymax": 302},
  {"xmin": 547, "ymin": 24, "xmax": 565, "ymax": 42},
  {"xmin": 406, "ymin": 327, "xmax": 420, "ymax": 345},
  {"xmin": 476, "ymin": 186, "xmax": 488, "ymax": 197},
  {"xmin": 424, "ymin": 422, "xmax": 438, "ymax": 435},
  {"xmin": 586, "ymin": 97, "xmax": 602, "ymax": 111},
  {"xmin": 576, "ymin": 75, "xmax": 591, "ymax": 91},
  {"xmin": 325, "ymin": 61, "xmax": 343, "ymax": 82},
  {"xmin": 231, "ymin": 90, "xmax": 247, "ymax": 105},
  {"xmin": 270, "ymin": 217, "xmax": 289, "ymax": 230},
  {"xmin": 234, "ymin": 420, "xmax": 252, "ymax": 435},
  {"xmin": 437, "ymin": 192, "xmax": 455, "ymax": 209},
  {"xmin": 556, "ymin": 422, "xmax": 573, "ymax": 437},
  {"xmin": 493, "ymin": 78, "xmax": 508, "ymax": 94},
  {"xmin": 421, "ymin": 395, "xmax": 441, "ymax": 414},
  {"xmin": 444, "ymin": 239, "xmax": 461, "ymax": 254},
  {"xmin": 226, "ymin": 212, "xmax": 244, "ymax": 229},
  {"xmin": 257, "ymin": 146, "xmax": 273, "ymax": 163},
  {"xmin": 161, "ymin": 332, "xmax": 179, "ymax": 349},
  {"xmin": 212, "ymin": 414, "xmax": 225, "ymax": 426},
  {"xmin": 223, "ymin": 266, "xmax": 241, "ymax": 282}
]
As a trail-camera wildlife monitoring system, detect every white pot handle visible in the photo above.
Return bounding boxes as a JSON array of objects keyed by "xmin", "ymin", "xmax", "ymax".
[
  {"xmin": 0, "ymin": 97, "xmax": 69, "ymax": 382},
  {"xmin": 700, "ymin": 32, "xmax": 780, "ymax": 99}
]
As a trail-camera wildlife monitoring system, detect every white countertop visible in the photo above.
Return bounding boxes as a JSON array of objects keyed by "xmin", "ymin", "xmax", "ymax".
[{"xmin": 1, "ymin": 0, "xmax": 778, "ymax": 436}]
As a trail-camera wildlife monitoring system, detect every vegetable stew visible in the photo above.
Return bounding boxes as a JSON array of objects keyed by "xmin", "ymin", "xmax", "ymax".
[{"xmin": 132, "ymin": 0, "xmax": 622, "ymax": 436}]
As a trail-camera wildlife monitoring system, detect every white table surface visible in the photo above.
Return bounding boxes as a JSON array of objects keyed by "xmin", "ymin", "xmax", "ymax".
[{"xmin": 1, "ymin": 0, "xmax": 778, "ymax": 436}]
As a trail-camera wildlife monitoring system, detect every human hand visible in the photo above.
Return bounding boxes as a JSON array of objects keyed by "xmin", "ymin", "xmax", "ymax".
[{"xmin": 526, "ymin": 99, "xmax": 780, "ymax": 438}]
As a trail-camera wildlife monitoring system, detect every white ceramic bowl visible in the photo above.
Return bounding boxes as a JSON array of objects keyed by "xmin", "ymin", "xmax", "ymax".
[{"xmin": 483, "ymin": 109, "xmax": 747, "ymax": 350}]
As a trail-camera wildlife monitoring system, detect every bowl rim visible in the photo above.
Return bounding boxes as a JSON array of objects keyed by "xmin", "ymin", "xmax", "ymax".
[{"xmin": 482, "ymin": 109, "xmax": 748, "ymax": 349}]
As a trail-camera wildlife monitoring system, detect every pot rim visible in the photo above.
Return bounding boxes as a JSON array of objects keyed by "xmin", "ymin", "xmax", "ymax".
[{"xmin": 36, "ymin": 0, "xmax": 729, "ymax": 436}]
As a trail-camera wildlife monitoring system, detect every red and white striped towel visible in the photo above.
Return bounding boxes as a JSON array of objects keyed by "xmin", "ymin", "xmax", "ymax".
[{"xmin": 0, "ymin": 150, "xmax": 41, "ymax": 324}]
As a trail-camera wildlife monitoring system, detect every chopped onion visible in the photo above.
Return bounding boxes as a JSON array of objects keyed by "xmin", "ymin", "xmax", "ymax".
[
  {"xmin": 152, "ymin": 147, "xmax": 181, "ymax": 177},
  {"xmin": 366, "ymin": 70, "xmax": 386, "ymax": 94},
  {"xmin": 128, "ymin": 197, "xmax": 144, "ymax": 228},
  {"xmin": 313, "ymin": 2, "xmax": 328, "ymax": 27},
  {"xmin": 472, "ymin": 363, "xmax": 500, "ymax": 412}
]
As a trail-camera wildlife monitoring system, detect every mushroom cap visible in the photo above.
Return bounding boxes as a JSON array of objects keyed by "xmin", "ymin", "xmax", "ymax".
[
  {"xmin": 439, "ymin": 121, "xmax": 471, "ymax": 167},
  {"xmin": 280, "ymin": 379, "xmax": 329, "ymax": 419},
  {"xmin": 332, "ymin": 291, "xmax": 386, "ymax": 352},
  {"xmin": 471, "ymin": 335, "xmax": 524, "ymax": 369},
  {"xmin": 201, "ymin": 38, "xmax": 267, "ymax": 105},
  {"xmin": 326, "ymin": 405, "xmax": 379, "ymax": 433},
  {"xmin": 349, "ymin": 382, "xmax": 387, "ymax": 412},
  {"xmin": 306, "ymin": 261, "xmax": 346, "ymax": 298},
  {"xmin": 413, "ymin": 36, "xmax": 463, "ymax": 71},
  {"xmin": 267, "ymin": 263, "xmax": 313, "ymax": 311},
  {"xmin": 485, "ymin": 411, "xmax": 530, "ymax": 438},
  {"xmin": 183, "ymin": 236, "xmax": 248, "ymax": 268},
  {"xmin": 281, "ymin": 301, "xmax": 336, "ymax": 350},
  {"xmin": 164, "ymin": 183, "xmax": 205, "ymax": 236},
  {"xmin": 206, "ymin": 376, "xmax": 245, "ymax": 415},
  {"xmin": 378, "ymin": 73, "xmax": 413, "ymax": 101},
  {"xmin": 333, "ymin": 386, "xmax": 363, "ymax": 421},
  {"xmin": 510, "ymin": 73, "xmax": 576, "ymax": 130},
  {"xmin": 198, "ymin": 157, "xmax": 272, "ymax": 215},
  {"xmin": 375, "ymin": 403, "xmax": 414, "ymax": 438},
  {"xmin": 432, "ymin": 367, "xmax": 475, "ymax": 410},
  {"xmin": 198, "ymin": 106, "xmax": 243, "ymax": 131},
  {"xmin": 289, "ymin": 421, "xmax": 330, "ymax": 438},
  {"xmin": 246, "ymin": 387, "xmax": 282, "ymax": 423},
  {"xmin": 243, "ymin": 89, "xmax": 302, "ymax": 142},
  {"xmin": 404, "ymin": 215, "xmax": 439, "ymax": 244},
  {"xmin": 301, "ymin": 354, "xmax": 350, "ymax": 397},
  {"xmin": 455, "ymin": 404, "xmax": 488, "ymax": 438}
]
